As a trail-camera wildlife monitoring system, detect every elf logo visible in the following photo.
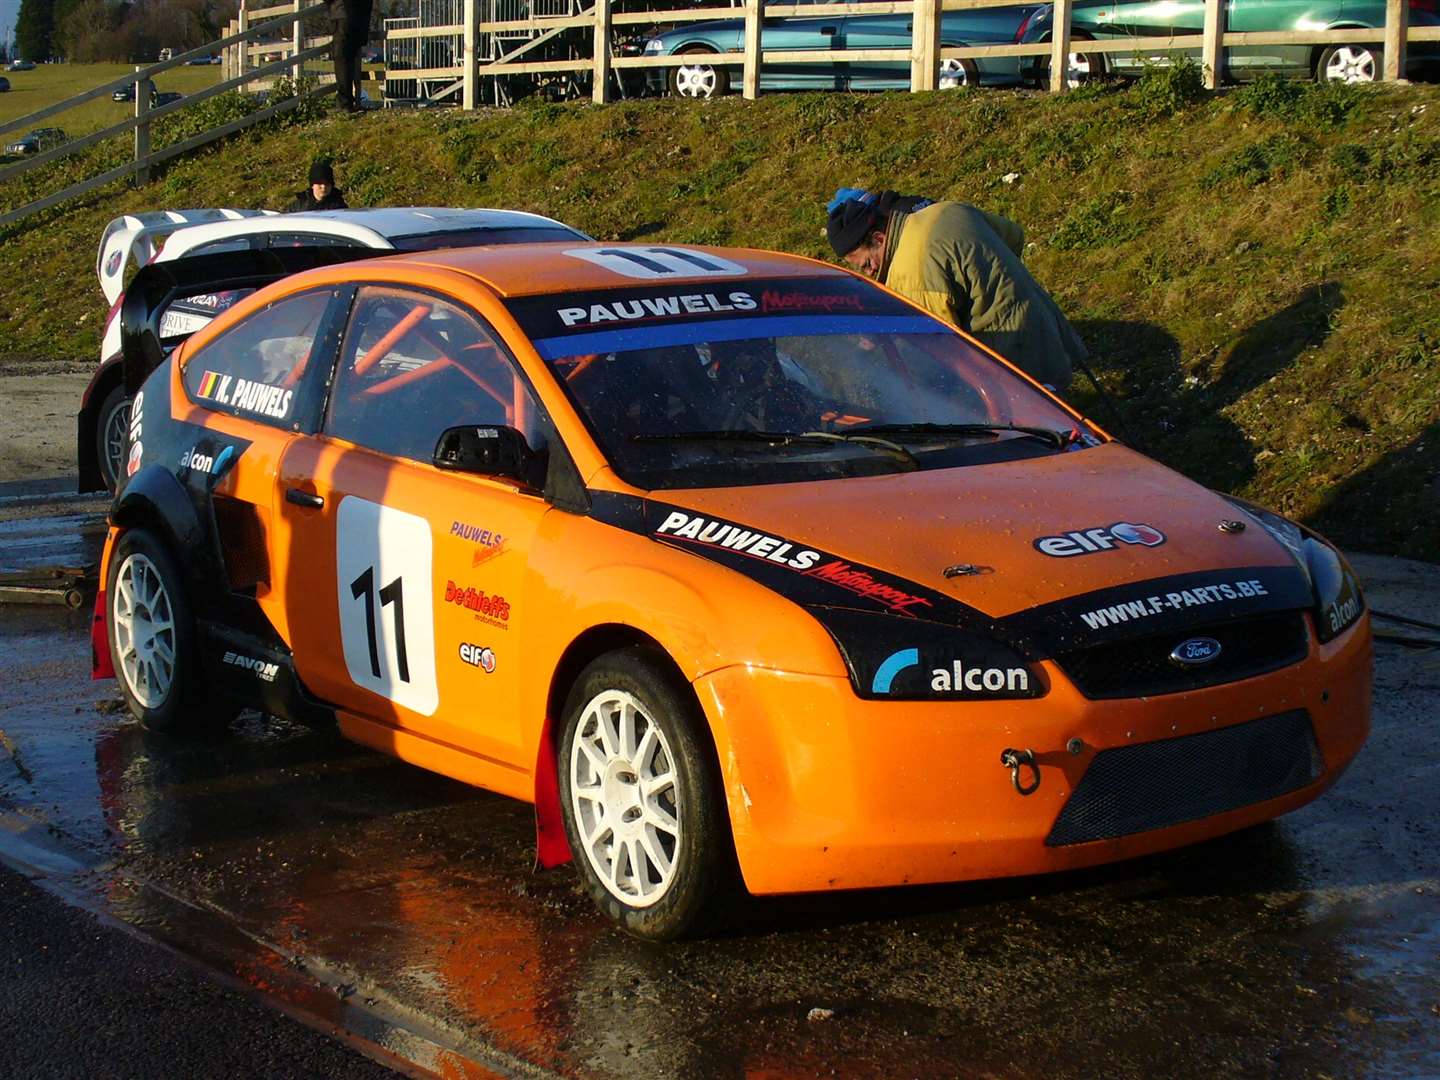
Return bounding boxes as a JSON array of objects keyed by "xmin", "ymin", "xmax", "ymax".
[
  {"xmin": 458, "ymin": 643, "xmax": 496, "ymax": 673},
  {"xmin": 1034, "ymin": 522, "xmax": 1167, "ymax": 558}
]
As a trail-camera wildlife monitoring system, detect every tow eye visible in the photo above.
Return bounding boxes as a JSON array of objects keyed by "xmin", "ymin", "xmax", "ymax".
[{"xmin": 1000, "ymin": 747, "xmax": 1041, "ymax": 796}]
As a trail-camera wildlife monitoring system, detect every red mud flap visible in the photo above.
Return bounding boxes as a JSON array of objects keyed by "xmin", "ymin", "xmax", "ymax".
[
  {"xmin": 532, "ymin": 720, "xmax": 572, "ymax": 869},
  {"xmin": 91, "ymin": 588, "xmax": 115, "ymax": 681}
]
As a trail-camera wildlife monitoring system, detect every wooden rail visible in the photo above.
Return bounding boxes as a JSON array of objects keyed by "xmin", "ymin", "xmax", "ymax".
[{"xmin": 389, "ymin": 0, "xmax": 1437, "ymax": 103}]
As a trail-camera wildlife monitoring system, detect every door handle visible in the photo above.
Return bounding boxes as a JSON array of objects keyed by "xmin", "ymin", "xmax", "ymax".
[
  {"xmin": 820, "ymin": 24, "xmax": 838, "ymax": 34},
  {"xmin": 286, "ymin": 488, "xmax": 324, "ymax": 509}
]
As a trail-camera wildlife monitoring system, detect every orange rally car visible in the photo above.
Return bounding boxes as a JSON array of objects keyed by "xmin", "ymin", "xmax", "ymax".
[{"xmin": 93, "ymin": 242, "xmax": 1371, "ymax": 939}]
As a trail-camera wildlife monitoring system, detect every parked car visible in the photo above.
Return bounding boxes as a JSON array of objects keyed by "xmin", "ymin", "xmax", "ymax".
[
  {"xmin": 643, "ymin": 2, "xmax": 1035, "ymax": 97},
  {"xmin": 112, "ymin": 85, "xmax": 185, "ymax": 105},
  {"xmin": 4, "ymin": 126, "xmax": 68, "ymax": 155},
  {"xmin": 185, "ymin": 55, "xmax": 221, "ymax": 65},
  {"xmin": 0, "ymin": 76, "xmax": 10, "ymax": 92},
  {"xmin": 1019, "ymin": 0, "xmax": 1440, "ymax": 85},
  {"xmin": 7, "ymin": 59, "xmax": 36, "ymax": 71},
  {"xmin": 96, "ymin": 240, "xmax": 1371, "ymax": 939},
  {"xmin": 154, "ymin": 91, "xmax": 184, "ymax": 107},
  {"xmin": 81, "ymin": 207, "xmax": 593, "ymax": 493}
]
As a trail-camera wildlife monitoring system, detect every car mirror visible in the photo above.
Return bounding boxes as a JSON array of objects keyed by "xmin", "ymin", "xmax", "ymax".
[{"xmin": 433, "ymin": 425, "xmax": 535, "ymax": 484}]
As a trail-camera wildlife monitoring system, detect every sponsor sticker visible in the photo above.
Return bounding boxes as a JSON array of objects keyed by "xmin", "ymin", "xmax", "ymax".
[
  {"xmin": 871, "ymin": 648, "xmax": 1032, "ymax": 696},
  {"xmin": 557, "ymin": 291, "xmax": 757, "ymax": 329},
  {"xmin": 1034, "ymin": 522, "xmax": 1166, "ymax": 558},
  {"xmin": 195, "ymin": 370, "xmax": 293, "ymax": 420},
  {"xmin": 654, "ymin": 510, "xmax": 821, "ymax": 571},
  {"xmin": 223, "ymin": 650, "xmax": 278, "ymax": 682},
  {"xmin": 125, "ymin": 390, "xmax": 144, "ymax": 478},
  {"xmin": 458, "ymin": 643, "xmax": 496, "ymax": 673},
  {"xmin": 443, "ymin": 580, "xmax": 511, "ymax": 629},
  {"xmin": 1077, "ymin": 578, "xmax": 1270, "ymax": 630}
]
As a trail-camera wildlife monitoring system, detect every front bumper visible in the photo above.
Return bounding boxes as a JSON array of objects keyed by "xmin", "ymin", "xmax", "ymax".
[{"xmin": 695, "ymin": 613, "xmax": 1371, "ymax": 895}]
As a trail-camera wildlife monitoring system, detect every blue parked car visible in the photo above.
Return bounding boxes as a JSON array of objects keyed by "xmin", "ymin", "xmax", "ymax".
[{"xmin": 643, "ymin": 0, "xmax": 1036, "ymax": 97}]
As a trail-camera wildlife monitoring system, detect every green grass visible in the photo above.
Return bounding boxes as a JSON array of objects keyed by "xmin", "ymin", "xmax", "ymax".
[
  {"xmin": 0, "ymin": 63, "xmax": 223, "ymax": 138},
  {"xmin": 1, "ymin": 70, "xmax": 1438, "ymax": 560}
]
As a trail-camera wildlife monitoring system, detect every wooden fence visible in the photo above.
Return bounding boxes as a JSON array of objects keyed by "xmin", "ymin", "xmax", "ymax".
[
  {"xmin": 390, "ymin": 0, "xmax": 1440, "ymax": 104},
  {"xmin": 0, "ymin": 4, "xmax": 334, "ymax": 230}
]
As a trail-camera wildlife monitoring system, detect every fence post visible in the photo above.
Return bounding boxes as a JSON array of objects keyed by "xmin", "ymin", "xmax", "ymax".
[
  {"xmin": 463, "ymin": 0, "xmax": 477, "ymax": 108},
  {"xmin": 292, "ymin": 0, "xmax": 304, "ymax": 83},
  {"xmin": 237, "ymin": 0, "xmax": 250, "ymax": 92},
  {"xmin": 1383, "ymin": 0, "xmax": 1408, "ymax": 81},
  {"xmin": 743, "ymin": 0, "xmax": 761, "ymax": 99},
  {"xmin": 134, "ymin": 68, "xmax": 152, "ymax": 186},
  {"xmin": 911, "ymin": 0, "xmax": 939, "ymax": 92},
  {"xmin": 593, "ymin": 0, "xmax": 612, "ymax": 103},
  {"xmin": 1048, "ymin": 0, "xmax": 1072, "ymax": 92},
  {"xmin": 1201, "ymin": 0, "xmax": 1224, "ymax": 89}
]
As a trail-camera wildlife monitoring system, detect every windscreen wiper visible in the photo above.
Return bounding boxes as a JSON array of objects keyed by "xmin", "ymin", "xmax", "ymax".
[
  {"xmin": 844, "ymin": 422, "xmax": 1075, "ymax": 451},
  {"xmin": 633, "ymin": 429, "xmax": 919, "ymax": 468}
]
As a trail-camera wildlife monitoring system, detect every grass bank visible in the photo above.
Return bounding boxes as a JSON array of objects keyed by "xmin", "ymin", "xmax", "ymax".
[{"xmin": 0, "ymin": 72, "xmax": 1436, "ymax": 559}]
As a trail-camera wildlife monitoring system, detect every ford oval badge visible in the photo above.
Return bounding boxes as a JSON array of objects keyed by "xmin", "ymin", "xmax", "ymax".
[{"xmin": 1170, "ymin": 637, "xmax": 1222, "ymax": 666}]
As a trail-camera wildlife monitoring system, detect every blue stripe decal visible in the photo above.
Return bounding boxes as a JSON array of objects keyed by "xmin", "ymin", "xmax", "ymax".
[
  {"xmin": 871, "ymin": 648, "xmax": 921, "ymax": 694},
  {"xmin": 532, "ymin": 315, "xmax": 944, "ymax": 360}
]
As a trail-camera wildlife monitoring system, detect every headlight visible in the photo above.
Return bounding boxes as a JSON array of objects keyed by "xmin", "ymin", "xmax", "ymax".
[
  {"xmin": 1225, "ymin": 496, "xmax": 1364, "ymax": 643},
  {"xmin": 643, "ymin": 37, "xmax": 664, "ymax": 54},
  {"xmin": 815, "ymin": 608, "xmax": 1044, "ymax": 701}
]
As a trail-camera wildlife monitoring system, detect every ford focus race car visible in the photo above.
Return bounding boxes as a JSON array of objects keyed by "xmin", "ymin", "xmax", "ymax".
[{"xmin": 94, "ymin": 242, "xmax": 1371, "ymax": 939}]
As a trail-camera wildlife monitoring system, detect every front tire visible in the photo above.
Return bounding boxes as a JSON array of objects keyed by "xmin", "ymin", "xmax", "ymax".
[
  {"xmin": 669, "ymin": 47, "xmax": 730, "ymax": 99},
  {"xmin": 558, "ymin": 647, "xmax": 737, "ymax": 940},
  {"xmin": 1317, "ymin": 44, "xmax": 1379, "ymax": 84},
  {"xmin": 938, "ymin": 57, "xmax": 980, "ymax": 89},
  {"xmin": 107, "ymin": 529, "xmax": 219, "ymax": 734},
  {"xmin": 96, "ymin": 384, "xmax": 130, "ymax": 494}
]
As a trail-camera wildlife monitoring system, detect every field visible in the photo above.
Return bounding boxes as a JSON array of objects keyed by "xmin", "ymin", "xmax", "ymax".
[
  {"xmin": 0, "ymin": 70, "xmax": 1437, "ymax": 560},
  {"xmin": 0, "ymin": 63, "xmax": 224, "ymax": 137}
]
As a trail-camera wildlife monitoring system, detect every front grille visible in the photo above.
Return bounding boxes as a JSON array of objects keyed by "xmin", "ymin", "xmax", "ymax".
[
  {"xmin": 1055, "ymin": 612, "xmax": 1309, "ymax": 699},
  {"xmin": 1046, "ymin": 710, "xmax": 1323, "ymax": 846}
]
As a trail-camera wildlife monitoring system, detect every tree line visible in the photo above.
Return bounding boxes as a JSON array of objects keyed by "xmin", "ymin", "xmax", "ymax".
[{"xmin": 15, "ymin": 0, "xmax": 240, "ymax": 62}]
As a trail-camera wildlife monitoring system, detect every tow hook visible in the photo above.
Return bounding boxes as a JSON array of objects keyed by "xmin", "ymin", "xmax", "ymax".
[{"xmin": 1000, "ymin": 747, "xmax": 1041, "ymax": 796}]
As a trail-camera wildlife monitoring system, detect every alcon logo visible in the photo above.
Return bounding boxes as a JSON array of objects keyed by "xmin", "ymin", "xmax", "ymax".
[
  {"xmin": 871, "ymin": 649, "xmax": 1030, "ymax": 696},
  {"xmin": 1034, "ymin": 522, "xmax": 1166, "ymax": 558}
]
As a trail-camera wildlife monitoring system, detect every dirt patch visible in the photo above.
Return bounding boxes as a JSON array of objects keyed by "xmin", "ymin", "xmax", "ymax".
[{"xmin": 0, "ymin": 355, "xmax": 94, "ymax": 483}]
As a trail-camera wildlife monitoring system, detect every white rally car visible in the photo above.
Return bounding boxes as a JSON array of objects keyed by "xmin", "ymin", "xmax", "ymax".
[{"xmin": 80, "ymin": 207, "xmax": 591, "ymax": 492}]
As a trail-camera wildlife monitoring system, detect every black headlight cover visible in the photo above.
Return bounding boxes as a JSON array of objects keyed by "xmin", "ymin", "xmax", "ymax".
[
  {"xmin": 812, "ymin": 607, "xmax": 1045, "ymax": 701},
  {"xmin": 1223, "ymin": 496, "xmax": 1364, "ymax": 643}
]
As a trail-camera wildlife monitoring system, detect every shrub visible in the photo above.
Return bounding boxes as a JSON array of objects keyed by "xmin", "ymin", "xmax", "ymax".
[{"xmin": 1129, "ymin": 55, "xmax": 1207, "ymax": 118}]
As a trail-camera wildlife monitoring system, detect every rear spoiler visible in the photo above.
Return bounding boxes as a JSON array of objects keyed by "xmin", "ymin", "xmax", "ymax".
[
  {"xmin": 96, "ymin": 208, "xmax": 278, "ymax": 305},
  {"xmin": 120, "ymin": 246, "xmax": 388, "ymax": 395}
]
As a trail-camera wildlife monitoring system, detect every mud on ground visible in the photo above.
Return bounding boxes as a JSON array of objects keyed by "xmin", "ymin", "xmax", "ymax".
[{"xmin": 0, "ymin": 355, "xmax": 92, "ymax": 484}]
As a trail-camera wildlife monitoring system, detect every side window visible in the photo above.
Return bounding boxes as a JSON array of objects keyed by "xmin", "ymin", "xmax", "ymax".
[
  {"xmin": 326, "ymin": 287, "xmax": 549, "ymax": 465},
  {"xmin": 182, "ymin": 287, "xmax": 340, "ymax": 430}
]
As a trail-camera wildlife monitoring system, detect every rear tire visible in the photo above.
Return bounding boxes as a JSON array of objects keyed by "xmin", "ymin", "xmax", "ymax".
[
  {"xmin": 96, "ymin": 384, "xmax": 130, "ymax": 494},
  {"xmin": 938, "ymin": 57, "xmax": 980, "ymax": 89},
  {"xmin": 107, "ymin": 529, "xmax": 229, "ymax": 734},
  {"xmin": 669, "ymin": 47, "xmax": 729, "ymax": 99},
  {"xmin": 558, "ymin": 647, "xmax": 738, "ymax": 940}
]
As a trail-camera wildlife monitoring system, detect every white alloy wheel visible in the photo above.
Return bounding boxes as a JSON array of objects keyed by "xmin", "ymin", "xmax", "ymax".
[
  {"xmin": 568, "ymin": 688, "xmax": 681, "ymax": 908},
  {"xmin": 938, "ymin": 58, "xmax": 973, "ymax": 89},
  {"xmin": 1323, "ymin": 46, "xmax": 1377, "ymax": 84},
  {"xmin": 101, "ymin": 395, "xmax": 130, "ymax": 490},
  {"xmin": 1066, "ymin": 51, "xmax": 1094, "ymax": 88},
  {"xmin": 674, "ymin": 60, "xmax": 720, "ymax": 98},
  {"xmin": 112, "ymin": 552, "xmax": 177, "ymax": 709}
]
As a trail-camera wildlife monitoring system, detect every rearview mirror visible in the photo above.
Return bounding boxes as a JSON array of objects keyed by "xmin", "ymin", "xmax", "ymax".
[{"xmin": 433, "ymin": 425, "xmax": 535, "ymax": 484}]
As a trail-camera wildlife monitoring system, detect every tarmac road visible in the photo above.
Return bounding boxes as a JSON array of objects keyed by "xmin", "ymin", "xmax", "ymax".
[{"xmin": 0, "ymin": 552, "xmax": 1437, "ymax": 1079}]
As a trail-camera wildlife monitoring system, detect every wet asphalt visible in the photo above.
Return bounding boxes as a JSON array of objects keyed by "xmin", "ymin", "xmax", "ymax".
[{"xmin": 0, "ymin": 553, "xmax": 1437, "ymax": 1079}]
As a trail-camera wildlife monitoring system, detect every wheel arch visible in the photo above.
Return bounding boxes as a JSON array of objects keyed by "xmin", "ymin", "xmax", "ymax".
[
  {"xmin": 77, "ymin": 355, "xmax": 126, "ymax": 493},
  {"xmin": 532, "ymin": 623, "xmax": 716, "ymax": 870},
  {"xmin": 111, "ymin": 465, "xmax": 224, "ymax": 611},
  {"xmin": 1309, "ymin": 25, "xmax": 1375, "ymax": 76}
]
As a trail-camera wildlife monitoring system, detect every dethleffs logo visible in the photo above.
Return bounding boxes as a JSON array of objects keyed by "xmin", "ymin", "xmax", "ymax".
[{"xmin": 1034, "ymin": 522, "xmax": 1166, "ymax": 558}]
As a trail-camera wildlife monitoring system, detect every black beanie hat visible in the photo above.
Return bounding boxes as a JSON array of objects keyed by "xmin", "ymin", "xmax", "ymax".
[
  {"xmin": 309, "ymin": 160, "xmax": 335, "ymax": 186},
  {"xmin": 826, "ymin": 198, "xmax": 879, "ymax": 257}
]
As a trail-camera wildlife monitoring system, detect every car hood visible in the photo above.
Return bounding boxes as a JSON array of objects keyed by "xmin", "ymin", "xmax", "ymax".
[{"xmin": 654, "ymin": 442, "xmax": 1298, "ymax": 620}]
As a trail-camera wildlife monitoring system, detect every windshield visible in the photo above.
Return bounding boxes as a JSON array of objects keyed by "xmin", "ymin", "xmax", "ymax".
[
  {"xmin": 506, "ymin": 275, "xmax": 1099, "ymax": 489},
  {"xmin": 389, "ymin": 226, "xmax": 583, "ymax": 251}
]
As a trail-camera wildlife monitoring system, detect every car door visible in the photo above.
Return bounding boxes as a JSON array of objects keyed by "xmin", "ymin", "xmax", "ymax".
[
  {"xmin": 277, "ymin": 284, "xmax": 554, "ymax": 769},
  {"xmin": 761, "ymin": 0, "xmax": 848, "ymax": 90}
]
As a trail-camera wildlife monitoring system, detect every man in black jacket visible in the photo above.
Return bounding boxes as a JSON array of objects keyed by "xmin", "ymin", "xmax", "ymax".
[
  {"xmin": 289, "ymin": 161, "xmax": 349, "ymax": 211},
  {"xmin": 328, "ymin": 0, "xmax": 374, "ymax": 111}
]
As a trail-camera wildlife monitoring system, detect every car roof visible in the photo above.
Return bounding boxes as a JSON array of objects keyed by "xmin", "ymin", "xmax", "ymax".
[{"xmin": 392, "ymin": 242, "xmax": 848, "ymax": 298}]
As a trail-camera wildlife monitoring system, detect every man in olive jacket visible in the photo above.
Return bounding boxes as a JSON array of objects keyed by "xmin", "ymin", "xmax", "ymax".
[{"xmin": 826, "ymin": 189, "xmax": 1086, "ymax": 390}]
